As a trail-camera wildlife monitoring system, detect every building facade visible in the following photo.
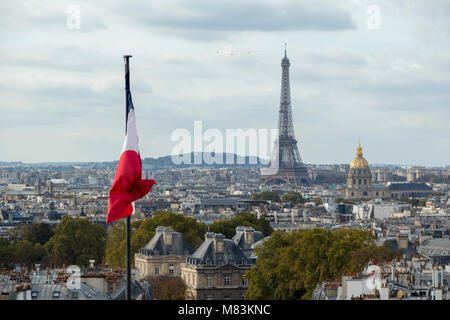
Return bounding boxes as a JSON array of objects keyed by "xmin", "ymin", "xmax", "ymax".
[
  {"xmin": 181, "ymin": 232, "xmax": 255, "ymax": 300},
  {"xmin": 135, "ymin": 226, "xmax": 194, "ymax": 279}
]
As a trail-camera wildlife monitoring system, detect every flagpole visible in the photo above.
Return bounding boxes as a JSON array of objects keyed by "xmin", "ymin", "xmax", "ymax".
[{"xmin": 123, "ymin": 54, "xmax": 132, "ymax": 301}]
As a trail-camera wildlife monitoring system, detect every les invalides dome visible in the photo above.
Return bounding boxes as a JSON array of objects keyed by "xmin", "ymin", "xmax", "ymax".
[
  {"xmin": 350, "ymin": 140, "xmax": 369, "ymax": 169},
  {"xmin": 346, "ymin": 139, "xmax": 375, "ymax": 200}
]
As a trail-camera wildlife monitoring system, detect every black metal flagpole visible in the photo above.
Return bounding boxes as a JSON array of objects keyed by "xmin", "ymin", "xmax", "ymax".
[{"xmin": 123, "ymin": 54, "xmax": 132, "ymax": 301}]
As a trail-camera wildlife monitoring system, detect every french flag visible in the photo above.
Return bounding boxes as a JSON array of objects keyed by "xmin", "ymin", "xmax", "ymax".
[{"xmin": 106, "ymin": 63, "xmax": 156, "ymax": 224}]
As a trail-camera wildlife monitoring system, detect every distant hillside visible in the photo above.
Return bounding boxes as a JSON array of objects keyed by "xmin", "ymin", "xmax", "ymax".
[{"xmin": 142, "ymin": 152, "xmax": 267, "ymax": 169}]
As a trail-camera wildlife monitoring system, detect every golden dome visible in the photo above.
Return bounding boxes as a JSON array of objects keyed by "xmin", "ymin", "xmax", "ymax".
[{"xmin": 350, "ymin": 139, "xmax": 369, "ymax": 168}]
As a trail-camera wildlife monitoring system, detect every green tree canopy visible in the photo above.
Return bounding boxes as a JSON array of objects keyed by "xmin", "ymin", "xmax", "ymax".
[
  {"xmin": 24, "ymin": 222, "xmax": 55, "ymax": 245},
  {"xmin": 45, "ymin": 216, "xmax": 107, "ymax": 266},
  {"xmin": 252, "ymin": 191, "xmax": 281, "ymax": 202},
  {"xmin": 0, "ymin": 238, "xmax": 13, "ymax": 268},
  {"xmin": 335, "ymin": 198, "xmax": 353, "ymax": 204},
  {"xmin": 209, "ymin": 211, "xmax": 273, "ymax": 239},
  {"xmin": 244, "ymin": 228, "xmax": 401, "ymax": 300},
  {"xmin": 281, "ymin": 191, "xmax": 304, "ymax": 205},
  {"xmin": 9, "ymin": 240, "xmax": 47, "ymax": 267}
]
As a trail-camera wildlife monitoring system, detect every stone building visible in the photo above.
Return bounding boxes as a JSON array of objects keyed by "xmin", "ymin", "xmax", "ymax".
[
  {"xmin": 345, "ymin": 140, "xmax": 377, "ymax": 200},
  {"xmin": 135, "ymin": 226, "xmax": 194, "ymax": 279},
  {"xmin": 181, "ymin": 232, "xmax": 256, "ymax": 300}
]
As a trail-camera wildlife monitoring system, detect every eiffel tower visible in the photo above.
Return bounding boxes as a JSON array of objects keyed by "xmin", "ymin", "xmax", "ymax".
[{"xmin": 261, "ymin": 47, "xmax": 310, "ymax": 185}]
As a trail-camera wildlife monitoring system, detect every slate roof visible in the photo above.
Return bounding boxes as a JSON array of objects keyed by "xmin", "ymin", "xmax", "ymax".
[
  {"xmin": 110, "ymin": 279, "xmax": 153, "ymax": 300},
  {"xmin": 187, "ymin": 232, "xmax": 254, "ymax": 266},
  {"xmin": 232, "ymin": 226, "xmax": 265, "ymax": 256},
  {"xmin": 138, "ymin": 227, "xmax": 194, "ymax": 256},
  {"xmin": 420, "ymin": 238, "xmax": 450, "ymax": 250},
  {"xmin": 387, "ymin": 183, "xmax": 432, "ymax": 191}
]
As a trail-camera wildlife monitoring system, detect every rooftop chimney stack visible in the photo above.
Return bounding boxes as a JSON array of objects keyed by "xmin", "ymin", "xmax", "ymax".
[
  {"xmin": 205, "ymin": 232, "xmax": 215, "ymax": 240},
  {"xmin": 213, "ymin": 233, "xmax": 225, "ymax": 253},
  {"xmin": 163, "ymin": 227, "xmax": 173, "ymax": 246},
  {"xmin": 244, "ymin": 227, "xmax": 255, "ymax": 245}
]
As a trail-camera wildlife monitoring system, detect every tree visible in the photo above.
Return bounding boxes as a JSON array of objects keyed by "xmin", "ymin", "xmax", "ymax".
[
  {"xmin": 281, "ymin": 191, "xmax": 304, "ymax": 205},
  {"xmin": 244, "ymin": 228, "xmax": 398, "ymax": 300},
  {"xmin": 24, "ymin": 222, "xmax": 55, "ymax": 245},
  {"xmin": 145, "ymin": 276, "xmax": 187, "ymax": 300},
  {"xmin": 335, "ymin": 198, "xmax": 353, "ymax": 204},
  {"xmin": 252, "ymin": 191, "xmax": 281, "ymax": 202},
  {"xmin": 209, "ymin": 211, "xmax": 273, "ymax": 239},
  {"xmin": 45, "ymin": 216, "xmax": 107, "ymax": 266},
  {"xmin": 0, "ymin": 238, "xmax": 13, "ymax": 268},
  {"xmin": 9, "ymin": 240, "xmax": 47, "ymax": 267}
]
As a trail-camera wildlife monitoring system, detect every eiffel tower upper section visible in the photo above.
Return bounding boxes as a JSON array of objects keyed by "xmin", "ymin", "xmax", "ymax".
[
  {"xmin": 277, "ymin": 48, "xmax": 303, "ymax": 168},
  {"xmin": 261, "ymin": 47, "xmax": 309, "ymax": 185},
  {"xmin": 278, "ymin": 48, "xmax": 297, "ymax": 143}
]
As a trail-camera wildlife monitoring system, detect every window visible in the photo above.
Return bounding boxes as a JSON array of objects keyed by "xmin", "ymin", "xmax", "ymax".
[
  {"xmin": 358, "ymin": 179, "xmax": 361, "ymax": 185},
  {"xmin": 207, "ymin": 275, "xmax": 212, "ymax": 287},
  {"xmin": 169, "ymin": 264, "xmax": 174, "ymax": 275},
  {"xmin": 154, "ymin": 265, "xmax": 160, "ymax": 275},
  {"xmin": 241, "ymin": 274, "xmax": 248, "ymax": 286},
  {"xmin": 224, "ymin": 274, "xmax": 230, "ymax": 286},
  {"xmin": 205, "ymin": 295, "xmax": 213, "ymax": 300},
  {"xmin": 364, "ymin": 179, "xmax": 367, "ymax": 185},
  {"xmin": 353, "ymin": 179, "xmax": 356, "ymax": 185},
  {"xmin": 52, "ymin": 291, "xmax": 60, "ymax": 299}
]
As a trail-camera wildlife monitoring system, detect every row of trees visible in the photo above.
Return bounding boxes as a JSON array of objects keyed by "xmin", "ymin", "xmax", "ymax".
[
  {"xmin": 244, "ymin": 228, "xmax": 401, "ymax": 300},
  {"xmin": 0, "ymin": 217, "xmax": 107, "ymax": 268},
  {"xmin": 252, "ymin": 191, "xmax": 281, "ymax": 202},
  {"xmin": 252, "ymin": 191, "xmax": 322, "ymax": 206}
]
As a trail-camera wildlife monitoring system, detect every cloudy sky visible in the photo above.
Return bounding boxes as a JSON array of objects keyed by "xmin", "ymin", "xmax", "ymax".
[{"xmin": 1, "ymin": 0, "xmax": 449, "ymax": 166}]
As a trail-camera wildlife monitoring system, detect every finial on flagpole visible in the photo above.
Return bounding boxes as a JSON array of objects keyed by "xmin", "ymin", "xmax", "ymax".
[{"xmin": 284, "ymin": 43, "xmax": 287, "ymax": 57}]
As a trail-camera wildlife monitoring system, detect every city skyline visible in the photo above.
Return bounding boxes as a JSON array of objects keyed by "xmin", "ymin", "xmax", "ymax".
[{"xmin": 1, "ymin": 0, "xmax": 449, "ymax": 166}]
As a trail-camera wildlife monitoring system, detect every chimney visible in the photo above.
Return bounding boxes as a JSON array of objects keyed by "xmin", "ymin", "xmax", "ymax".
[
  {"xmin": 163, "ymin": 227, "xmax": 173, "ymax": 246},
  {"xmin": 396, "ymin": 234, "xmax": 408, "ymax": 250},
  {"xmin": 156, "ymin": 226, "xmax": 165, "ymax": 234},
  {"xmin": 205, "ymin": 232, "xmax": 215, "ymax": 240},
  {"xmin": 244, "ymin": 227, "xmax": 255, "ymax": 245},
  {"xmin": 213, "ymin": 233, "xmax": 225, "ymax": 253}
]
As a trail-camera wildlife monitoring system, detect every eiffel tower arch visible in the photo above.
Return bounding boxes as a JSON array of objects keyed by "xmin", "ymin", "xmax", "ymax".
[{"xmin": 261, "ymin": 48, "xmax": 310, "ymax": 186}]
